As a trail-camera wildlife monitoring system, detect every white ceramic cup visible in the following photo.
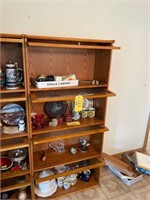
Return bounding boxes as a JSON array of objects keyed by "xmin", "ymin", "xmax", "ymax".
[
  {"xmin": 57, "ymin": 177, "xmax": 64, "ymax": 188},
  {"xmin": 63, "ymin": 178, "xmax": 71, "ymax": 190},
  {"xmin": 54, "ymin": 76, "xmax": 62, "ymax": 81}
]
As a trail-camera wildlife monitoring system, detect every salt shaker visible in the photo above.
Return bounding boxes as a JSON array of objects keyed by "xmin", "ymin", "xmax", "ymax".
[{"xmin": 18, "ymin": 119, "xmax": 25, "ymax": 131}]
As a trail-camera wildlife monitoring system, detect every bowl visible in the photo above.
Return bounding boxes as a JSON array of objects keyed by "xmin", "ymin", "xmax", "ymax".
[
  {"xmin": 0, "ymin": 156, "xmax": 13, "ymax": 171},
  {"xmin": 8, "ymin": 148, "xmax": 27, "ymax": 163}
]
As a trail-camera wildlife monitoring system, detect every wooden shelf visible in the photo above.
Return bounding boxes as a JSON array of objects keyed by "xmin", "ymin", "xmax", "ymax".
[
  {"xmin": 33, "ymin": 126, "xmax": 109, "ymax": 145},
  {"xmin": 0, "ymin": 38, "xmax": 23, "ymax": 43},
  {"xmin": 1, "ymin": 177, "xmax": 31, "ymax": 193},
  {"xmin": 31, "ymin": 90, "xmax": 116, "ymax": 103},
  {"xmin": 0, "ymin": 138, "xmax": 29, "ymax": 152},
  {"xmin": 35, "ymin": 175, "xmax": 98, "ymax": 200},
  {"xmin": 4, "ymin": 188, "xmax": 31, "ymax": 200},
  {"xmin": 0, "ymin": 132, "xmax": 28, "ymax": 141},
  {"xmin": 0, "ymin": 87, "xmax": 25, "ymax": 93},
  {"xmin": 0, "ymin": 93, "xmax": 26, "ymax": 103},
  {"xmin": 30, "ymin": 82, "xmax": 108, "ymax": 92},
  {"xmin": 35, "ymin": 158, "xmax": 104, "ymax": 183},
  {"xmin": 33, "ymin": 145, "xmax": 101, "ymax": 172},
  {"xmin": 1, "ymin": 169, "xmax": 30, "ymax": 180},
  {"xmin": 1, "ymin": 33, "xmax": 119, "ymax": 199},
  {"xmin": 32, "ymin": 118, "xmax": 104, "ymax": 136}
]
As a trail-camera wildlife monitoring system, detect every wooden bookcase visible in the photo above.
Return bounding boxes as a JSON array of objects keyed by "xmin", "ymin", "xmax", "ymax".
[
  {"xmin": 0, "ymin": 34, "xmax": 32, "ymax": 199},
  {"xmin": 0, "ymin": 33, "xmax": 120, "ymax": 199}
]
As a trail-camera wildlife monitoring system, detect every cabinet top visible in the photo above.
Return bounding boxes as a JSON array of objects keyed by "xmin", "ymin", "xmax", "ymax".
[
  {"xmin": 1, "ymin": 33, "xmax": 120, "ymax": 50},
  {"xmin": 1, "ymin": 33, "xmax": 115, "ymax": 43},
  {"xmin": 0, "ymin": 33, "xmax": 23, "ymax": 39},
  {"xmin": 25, "ymin": 34, "xmax": 115, "ymax": 44}
]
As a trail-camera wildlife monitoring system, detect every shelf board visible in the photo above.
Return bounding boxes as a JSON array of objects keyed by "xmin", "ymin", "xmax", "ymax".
[
  {"xmin": 30, "ymin": 82, "xmax": 108, "ymax": 92},
  {"xmin": 0, "ymin": 140, "xmax": 29, "ymax": 152},
  {"xmin": 33, "ymin": 126, "xmax": 109, "ymax": 145},
  {"xmin": 32, "ymin": 118, "xmax": 104, "ymax": 136},
  {"xmin": 0, "ymin": 97, "xmax": 26, "ymax": 103},
  {"xmin": 0, "ymin": 38, "xmax": 23, "ymax": 43},
  {"xmin": 35, "ymin": 158, "xmax": 104, "ymax": 183},
  {"xmin": 0, "ymin": 86, "xmax": 25, "ymax": 93},
  {"xmin": 0, "ymin": 169, "xmax": 30, "ymax": 180},
  {"xmin": 5, "ymin": 189, "xmax": 31, "ymax": 200},
  {"xmin": 35, "ymin": 175, "xmax": 98, "ymax": 200},
  {"xmin": 34, "ymin": 145, "xmax": 101, "ymax": 172},
  {"xmin": 31, "ymin": 90, "xmax": 116, "ymax": 103},
  {"xmin": 0, "ymin": 131, "xmax": 28, "ymax": 141},
  {"xmin": 0, "ymin": 93, "xmax": 26, "ymax": 103},
  {"xmin": 1, "ymin": 180, "xmax": 31, "ymax": 193}
]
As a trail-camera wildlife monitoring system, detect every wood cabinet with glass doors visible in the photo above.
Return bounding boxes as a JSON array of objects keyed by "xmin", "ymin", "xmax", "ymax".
[{"xmin": 25, "ymin": 34, "xmax": 120, "ymax": 199}]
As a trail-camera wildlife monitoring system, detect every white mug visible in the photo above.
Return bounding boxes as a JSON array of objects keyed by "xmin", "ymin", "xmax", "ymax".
[
  {"xmin": 63, "ymin": 178, "xmax": 71, "ymax": 190},
  {"xmin": 49, "ymin": 118, "xmax": 58, "ymax": 127}
]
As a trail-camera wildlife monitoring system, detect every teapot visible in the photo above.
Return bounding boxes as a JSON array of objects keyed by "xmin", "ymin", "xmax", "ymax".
[
  {"xmin": 67, "ymin": 174, "xmax": 77, "ymax": 185},
  {"xmin": 6, "ymin": 61, "xmax": 23, "ymax": 89}
]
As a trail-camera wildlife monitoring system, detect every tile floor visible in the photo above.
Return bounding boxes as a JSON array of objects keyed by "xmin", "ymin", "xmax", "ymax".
[{"xmin": 58, "ymin": 166, "xmax": 150, "ymax": 200}]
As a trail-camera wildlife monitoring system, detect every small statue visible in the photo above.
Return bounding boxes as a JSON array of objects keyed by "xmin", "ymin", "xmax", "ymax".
[
  {"xmin": 79, "ymin": 138, "xmax": 90, "ymax": 152},
  {"xmin": 72, "ymin": 112, "xmax": 80, "ymax": 121}
]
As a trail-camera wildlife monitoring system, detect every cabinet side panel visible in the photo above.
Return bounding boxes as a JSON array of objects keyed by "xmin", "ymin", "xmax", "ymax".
[{"xmin": 94, "ymin": 50, "xmax": 111, "ymax": 85}]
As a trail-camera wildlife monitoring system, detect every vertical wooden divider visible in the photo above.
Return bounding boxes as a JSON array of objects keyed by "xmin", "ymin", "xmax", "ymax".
[{"xmin": 24, "ymin": 35, "xmax": 35, "ymax": 200}]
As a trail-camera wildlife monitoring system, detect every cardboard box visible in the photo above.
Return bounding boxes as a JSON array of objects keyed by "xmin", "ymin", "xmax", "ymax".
[
  {"xmin": 103, "ymin": 153, "xmax": 143, "ymax": 185},
  {"xmin": 108, "ymin": 166, "xmax": 143, "ymax": 186},
  {"xmin": 103, "ymin": 153, "xmax": 135, "ymax": 177}
]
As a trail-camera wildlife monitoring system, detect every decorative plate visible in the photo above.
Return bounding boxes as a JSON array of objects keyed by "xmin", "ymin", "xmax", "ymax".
[
  {"xmin": 45, "ymin": 101, "xmax": 67, "ymax": 118},
  {"xmin": 35, "ymin": 179, "xmax": 57, "ymax": 197},
  {"xmin": 0, "ymin": 156, "xmax": 13, "ymax": 171},
  {"xmin": 1, "ymin": 103, "xmax": 25, "ymax": 125}
]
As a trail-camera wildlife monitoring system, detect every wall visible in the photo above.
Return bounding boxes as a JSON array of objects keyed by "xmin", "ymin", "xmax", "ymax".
[{"xmin": 1, "ymin": 0, "xmax": 149, "ymax": 154}]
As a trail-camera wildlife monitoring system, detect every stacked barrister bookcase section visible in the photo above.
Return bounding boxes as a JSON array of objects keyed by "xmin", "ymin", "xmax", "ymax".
[{"xmin": 0, "ymin": 33, "xmax": 120, "ymax": 199}]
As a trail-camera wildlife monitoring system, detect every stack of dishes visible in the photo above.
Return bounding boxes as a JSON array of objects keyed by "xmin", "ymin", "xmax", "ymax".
[{"xmin": 35, "ymin": 170, "xmax": 57, "ymax": 197}]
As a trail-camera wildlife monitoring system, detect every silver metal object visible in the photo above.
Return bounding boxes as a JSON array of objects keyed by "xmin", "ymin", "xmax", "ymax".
[{"xmin": 8, "ymin": 148, "xmax": 27, "ymax": 163}]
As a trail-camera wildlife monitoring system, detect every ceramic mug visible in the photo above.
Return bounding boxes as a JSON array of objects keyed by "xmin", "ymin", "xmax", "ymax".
[
  {"xmin": 6, "ymin": 62, "xmax": 23, "ymax": 89},
  {"xmin": 81, "ymin": 110, "xmax": 88, "ymax": 118},
  {"xmin": 57, "ymin": 177, "xmax": 64, "ymax": 188},
  {"xmin": 57, "ymin": 117, "xmax": 63, "ymax": 125},
  {"xmin": 67, "ymin": 174, "xmax": 77, "ymax": 185},
  {"xmin": 79, "ymin": 170, "xmax": 92, "ymax": 182},
  {"xmin": 88, "ymin": 108, "xmax": 95, "ymax": 118},
  {"xmin": 63, "ymin": 178, "xmax": 71, "ymax": 190},
  {"xmin": 49, "ymin": 118, "xmax": 58, "ymax": 127}
]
